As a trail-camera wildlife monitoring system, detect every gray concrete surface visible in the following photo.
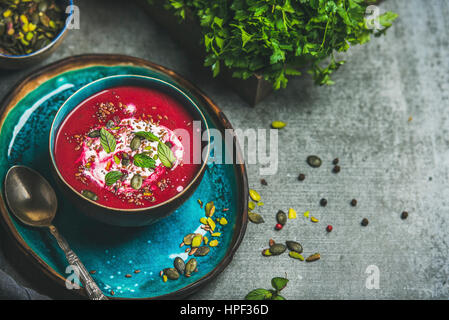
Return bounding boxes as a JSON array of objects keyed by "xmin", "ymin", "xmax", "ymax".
[{"xmin": 1, "ymin": 0, "xmax": 448, "ymax": 299}]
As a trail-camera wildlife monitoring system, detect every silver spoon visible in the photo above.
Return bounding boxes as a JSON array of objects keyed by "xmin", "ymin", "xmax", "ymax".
[{"xmin": 4, "ymin": 165, "xmax": 108, "ymax": 300}]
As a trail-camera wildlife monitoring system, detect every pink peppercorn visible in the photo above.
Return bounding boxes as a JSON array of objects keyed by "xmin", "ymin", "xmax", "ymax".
[
  {"xmin": 326, "ymin": 225, "xmax": 333, "ymax": 232},
  {"xmin": 275, "ymin": 223, "xmax": 283, "ymax": 230}
]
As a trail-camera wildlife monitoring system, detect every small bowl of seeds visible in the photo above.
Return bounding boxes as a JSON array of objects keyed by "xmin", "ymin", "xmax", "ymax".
[{"xmin": 0, "ymin": 0, "xmax": 74, "ymax": 69}]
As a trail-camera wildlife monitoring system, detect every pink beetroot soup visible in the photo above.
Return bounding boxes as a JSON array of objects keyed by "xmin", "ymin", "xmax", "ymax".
[{"xmin": 54, "ymin": 86, "xmax": 201, "ymax": 209}]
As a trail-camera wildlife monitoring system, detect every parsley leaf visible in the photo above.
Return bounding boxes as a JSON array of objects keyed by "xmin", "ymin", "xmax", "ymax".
[{"xmin": 162, "ymin": 0, "xmax": 398, "ymax": 89}]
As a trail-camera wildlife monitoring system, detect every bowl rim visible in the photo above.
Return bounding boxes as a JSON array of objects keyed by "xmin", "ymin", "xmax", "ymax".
[
  {"xmin": 48, "ymin": 74, "xmax": 211, "ymax": 213},
  {"xmin": 0, "ymin": 0, "xmax": 74, "ymax": 59}
]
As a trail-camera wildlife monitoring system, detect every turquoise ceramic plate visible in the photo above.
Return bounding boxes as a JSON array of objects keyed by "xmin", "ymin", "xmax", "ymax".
[{"xmin": 0, "ymin": 54, "xmax": 248, "ymax": 299}]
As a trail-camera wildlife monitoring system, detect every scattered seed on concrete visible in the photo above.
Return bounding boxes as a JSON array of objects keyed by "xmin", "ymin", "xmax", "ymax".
[
  {"xmin": 361, "ymin": 218, "xmax": 369, "ymax": 226},
  {"xmin": 307, "ymin": 155, "xmax": 322, "ymax": 168}
]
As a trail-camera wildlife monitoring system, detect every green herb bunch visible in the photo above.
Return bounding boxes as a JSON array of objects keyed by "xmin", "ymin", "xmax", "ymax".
[{"xmin": 163, "ymin": 0, "xmax": 398, "ymax": 89}]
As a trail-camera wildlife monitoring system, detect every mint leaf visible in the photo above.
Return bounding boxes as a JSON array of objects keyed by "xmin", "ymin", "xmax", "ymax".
[
  {"xmin": 100, "ymin": 128, "xmax": 116, "ymax": 153},
  {"xmin": 244, "ymin": 289, "xmax": 272, "ymax": 300},
  {"xmin": 135, "ymin": 131, "xmax": 160, "ymax": 142},
  {"xmin": 157, "ymin": 141, "xmax": 176, "ymax": 168},
  {"xmin": 133, "ymin": 153, "xmax": 156, "ymax": 169},
  {"xmin": 271, "ymin": 277, "xmax": 289, "ymax": 292},
  {"xmin": 105, "ymin": 171, "xmax": 123, "ymax": 186}
]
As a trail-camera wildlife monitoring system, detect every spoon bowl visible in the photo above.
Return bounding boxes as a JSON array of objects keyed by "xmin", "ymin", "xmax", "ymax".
[
  {"xmin": 4, "ymin": 166, "xmax": 57, "ymax": 228},
  {"xmin": 4, "ymin": 165, "xmax": 107, "ymax": 300}
]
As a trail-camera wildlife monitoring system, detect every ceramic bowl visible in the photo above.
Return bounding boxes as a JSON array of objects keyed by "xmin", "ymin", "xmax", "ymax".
[
  {"xmin": 0, "ymin": 0, "xmax": 74, "ymax": 70},
  {"xmin": 49, "ymin": 75, "xmax": 210, "ymax": 227}
]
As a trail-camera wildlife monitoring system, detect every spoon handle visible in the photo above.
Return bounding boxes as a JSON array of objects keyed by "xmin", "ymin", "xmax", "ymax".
[{"xmin": 49, "ymin": 225, "xmax": 108, "ymax": 300}]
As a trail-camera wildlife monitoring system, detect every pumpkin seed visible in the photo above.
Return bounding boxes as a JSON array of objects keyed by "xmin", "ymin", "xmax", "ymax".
[
  {"xmin": 88, "ymin": 130, "xmax": 100, "ymax": 138},
  {"xmin": 248, "ymin": 211, "xmax": 264, "ymax": 224},
  {"xmin": 189, "ymin": 247, "xmax": 198, "ymax": 256},
  {"xmin": 289, "ymin": 251, "xmax": 304, "ymax": 260},
  {"xmin": 194, "ymin": 246, "xmax": 210, "ymax": 257},
  {"xmin": 0, "ymin": 0, "xmax": 64, "ymax": 55},
  {"xmin": 131, "ymin": 174, "xmax": 142, "ymax": 190},
  {"xmin": 130, "ymin": 136, "xmax": 141, "ymax": 151},
  {"xmin": 39, "ymin": 1, "xmax": 49, "ymax": 13},
  {"xmin": 183, "ymin": 233, "xmax": 195, "ymax": 245},
  {"xmin": 205, "ymin": 201, "xmax": 215, "ymax": 217},
  {"xmin": 191, "ymin": 235, "xmax": 203, "ymax": 248},
  {"xmin": 276, "ymin": 210, "xmax": 287, "ymax": 225},
  {"xmin": 288, "ymin": 208, "xmax": 297, "ymax": 219},
  {"xmin": 174, "ymin": 257, "xmax": 185, "ymax": 275},
  {"xmin": 307, "ymin": 155, "xmax": 322, "ymax": 168},
  {"xmin": 306, "ymin": 253, "xmax": 321, "ymax": 262},
  {"xmin": 219, "ymin": 217, "xmax": 228, "ymax": 225},
  {"xmin": 249, "ymin": 189, "xmax": 261, "ymax": 202},
  {"xmin": 81, "ymin": 190, "xmax": 98, "ymax": 201},
  {"xmin": 248, "ymin": 201, "xmax": 256, "ymax": 210},
  {"xmin": 211, "ymin": 232, "xmax": 221, "ymax": 237},
  {"xmin": 269, "ymin": 243, "xmax": 287, "ymax": 255},
  {"xmin": 209, "ymin": 239, "xmax": 218, "ymax": 247},
  {"xmin": 271, "ymin": 121, "xmax": 287, "ymax": 129},
  {"xmin": 200, "ymin": 217, "xmax": 208, "ymax": 225},
  {"xmin": 121, "ymin": 153, "xmax": 130, "ymax": 166},
  {"xmin": 163, "ymin": 268, "xmax": 179, "ymax": 280},
  {"xmin": 185, "ymin": 258, "xmax": 197, "ymax": 276},
  {"xmin": 207, "ymin": 217, "xmax": 216, "ymax": 231},
  {"xmin": 262, "ymin": 248, "xmax": 272, "ymax": 256},
  {"xmin": 106, "ymin": 120, "xmax": 115, "ymax": 129},
  {"xmin": 286, "ymin": 241, "xmax": 303, "ymax": 253}
]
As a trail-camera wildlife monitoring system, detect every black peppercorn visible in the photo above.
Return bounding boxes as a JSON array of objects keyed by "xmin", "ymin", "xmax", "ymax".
[{"xmin": 361, "ymin": 218, "xmax": 369, "ymax": 226}]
